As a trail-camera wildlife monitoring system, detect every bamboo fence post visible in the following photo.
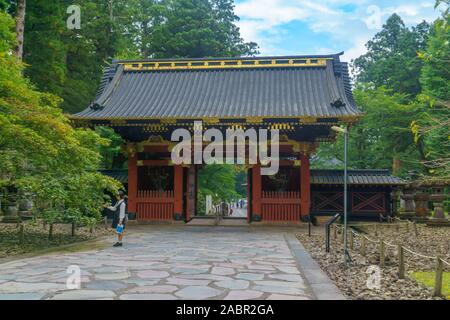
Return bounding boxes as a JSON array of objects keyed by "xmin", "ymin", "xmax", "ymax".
[
  {"xmin": 361, "ymin": 236, "xmax": 366, "ymax": 256},
  {"xmin": 396, "ymin": 223, "xmax": 399, "ymax": 232},
  {"xmin": 398, "ymin": 244, "xmax": 405, "ymax": 279},
  {"xmin": 433, "ymin": 257, "xmax": 443, "ymax": 297},
  {"xmin": 333, "ymin": 224, "xmax": 337, "ymax": 239},
  {"xmin": 413, "ymin": 222, "xmax": 418, "ymax": 237},
  {"xmin": 406, "ymin": 221, "xmax": 410, "ymax": 232},
  {"xmin": 349, "ymin": 231, "xmax": 354, "ymax": 250},
  {"xmin": 379, "ymin": 240, "xmax": 385, "ymax": 267},
  {"xmin": 374, "ymin": 224, "xmax": 379, "ymax": 236}
]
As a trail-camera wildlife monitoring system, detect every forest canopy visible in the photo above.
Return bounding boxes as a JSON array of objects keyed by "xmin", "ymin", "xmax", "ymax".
[{"xmin": 314, "ymin": 3, "xmax": 449, "ymax": 181}]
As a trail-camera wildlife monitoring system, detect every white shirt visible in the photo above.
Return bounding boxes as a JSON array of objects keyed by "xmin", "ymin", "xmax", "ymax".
[{"xmin": 108, "ymin": 200, "xmax": 126, "ymax": 221}]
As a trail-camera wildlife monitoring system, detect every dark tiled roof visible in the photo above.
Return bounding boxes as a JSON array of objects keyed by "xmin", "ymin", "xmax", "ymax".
[
  {"xmin": 311, "ymin": 170, "xmax": 407, "ymax": 186},
  {"xmin": 73, "ymin": 53, "xmax": 361, "ymax": 120}
]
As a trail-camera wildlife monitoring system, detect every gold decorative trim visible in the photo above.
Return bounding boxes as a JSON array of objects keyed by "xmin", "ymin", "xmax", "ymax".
[
  {"xmin": 143, "ymin": 124, "xmax": 168, "ymax": 133},
  {"xmin": 136, "ymin": 160, "xmax": 144, "ymax": 166},
  {"xmin": 245, "ymin": 116, "xmax": 263, "ymax": 124},
  {"xmin": 110, "ymin": 119, "xmax": 127, "ymax": 125},
  {"xmin": 299, "ymin": 116, "xmax": 317, "ymax": 124},
  {"xmin": 202, "ymin": 117, "xmax": 220, "ymax": 125},
  {"xmin": 119, "ymin": 58, "xmax": 330, "ymax": 72},
  {"xmin": 160, "ymin": 118, "xmax": 177, "ymax": 125},
  {"xmin": 270, "ymin": 123, "xmax": 294, "ymax": 130},
  {"xmin": 70, "ymin": 115, "xmax": 362, "ymax": 124}
]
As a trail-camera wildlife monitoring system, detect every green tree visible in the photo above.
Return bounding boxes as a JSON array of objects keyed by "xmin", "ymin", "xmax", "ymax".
[
  {"xmin": 411, "ymin": 3, "xmax": 450, "ymax": 178},
  {"xmin": 235, "ymin": 168, "xmax": 247, "ymax": 198},
  {"xmin": 21, "ymin": 0, "xmax": 140, "ymax": 113},
  {"xmin": 95, "ymin": 126, "xmax": 125, "ymax": 169},
  {"xmin": 23, "ymin": 1, "xmax": 67, "ymax": 96},
  {"xmin": 197, "ymin": 164, "xmax": 243, "ymax": 215},
  {"xmin": 314, "ymin": 87, "xmax": 423, "ymax": 177},
  {"xmin": 0, "ymin": 11, "xmax": 121, "ymax": 220},
  {"xmin": 146, "ymin": 0, "xmax": 258, "ymax": 58},
  {"xmin": 198, "ymin": 164, "xmax": 239, "ymax": 202},
  {"xmin": 352, "ymin": 14, "xmax": 430, "ymax": 99}
]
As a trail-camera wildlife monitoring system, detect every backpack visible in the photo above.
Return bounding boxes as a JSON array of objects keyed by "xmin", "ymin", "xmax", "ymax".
[{"xmin": 111, "ymin": 199, "xmax": 128, "ymax": 228}]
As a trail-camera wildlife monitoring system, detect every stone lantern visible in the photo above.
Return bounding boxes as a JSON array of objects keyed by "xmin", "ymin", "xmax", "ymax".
[
  {"xmin": 430, "ymin": 185, "xmax": 446, "ymax": 219},
  {"xmin": 427, "ymin": 181, "xmax": 450, "ymax": 227}
]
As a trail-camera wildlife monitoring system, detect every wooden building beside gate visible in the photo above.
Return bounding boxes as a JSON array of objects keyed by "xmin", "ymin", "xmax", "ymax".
[{"xmin": 72, "ymin": 53, "xmax": 405, "ymax": 223}]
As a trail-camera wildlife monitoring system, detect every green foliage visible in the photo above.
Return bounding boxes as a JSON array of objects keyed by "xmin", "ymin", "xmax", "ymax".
[
  {"xmin": 197, "ymin": 164, "xmax": 246, "ymax": 215},
  {"xmin": 147, "ymin": 0, "xmax": 258, "ymax": 58},
  {"xmin": 420, "ymin": 14, "xmax": 450, "ymax": 101},
  {"xmin": 352, "ymin": 14, "xmax": 430, "ymax": 98},
  {"xmin": 42, "ymin": 208, "xmax": 61, "ymax": 225},
  {"xmin": 314, "ymin": 87, "xmax": 423, "ymax": 177},
  {"xmin": 235, "ymin": 168, "xmax": 247, "ymax": 199},
  {"xmin": 21, "ymin": 1, "xmax": 134, "ymax": 113},
  {"xmin": 198, "ymin": 164, "xmax": 240, "ymax": 202},
  {"xmin": 411, "ymin": 271, "xmax": 450, "ymax": 299},
  {"xmin": 0, "ymin": 11, "xmax": 122, "ymax": 221},
  {"xmin": 95, "ymin": 126, "xmax": 125, "ymax": 169},
  {"xmin": 412, "ymin": 8, "xmax": 450, "ymax": 178}
]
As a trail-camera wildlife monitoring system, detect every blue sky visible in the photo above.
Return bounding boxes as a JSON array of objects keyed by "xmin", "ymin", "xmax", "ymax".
[{"xmin": 234, "ymin": 0, "xmax": 445, "ymax": 62}]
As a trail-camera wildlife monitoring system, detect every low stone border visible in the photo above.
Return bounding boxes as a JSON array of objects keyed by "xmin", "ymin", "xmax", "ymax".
[{"xmin": 285, "ymin": 233, "xmax": 345, "ymax": 300}]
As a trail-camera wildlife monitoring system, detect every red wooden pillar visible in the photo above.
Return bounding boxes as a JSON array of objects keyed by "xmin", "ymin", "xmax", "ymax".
[
  {"xmin": 173, "ymin": 165, "xmax": 183, "ymax": 220},
  {"xmin": 251, "ymin": 164, "xmax": 262, "ymax": 221},
  {"xmin": 247, "ymin": 169, "xmax": 251, "ymax": 222},
  {"xmin": 300, "ymin": 153, "xmax": 311, "ymax": 218},
  {"xmin": 185, "ymin": 165, "xmax": 196, "ymax": 221},
  {"xmin": 128, "ymin": 152, "xmax": 138, "ymax": 214}
]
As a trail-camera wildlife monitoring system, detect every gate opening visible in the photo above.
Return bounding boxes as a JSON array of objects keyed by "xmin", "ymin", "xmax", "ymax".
[{"xmin": 195, "ymin": 164, "xmax": 248, "ymax": 219}]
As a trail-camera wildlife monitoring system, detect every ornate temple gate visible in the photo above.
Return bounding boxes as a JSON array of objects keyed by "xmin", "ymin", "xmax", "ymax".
[
  {"xmin": 126, "ymin": 142, "xmax": 316, "ymax": 223},
  {"xmin": 72, "ymin": 54, "xmax": 366, "ymax": 224}
]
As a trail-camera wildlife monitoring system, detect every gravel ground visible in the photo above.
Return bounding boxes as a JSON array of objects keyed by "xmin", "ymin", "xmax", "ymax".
[
  {"xmin": 297, "ymin": 223, "xmax": 449, "ymax": 300},
  {"xmin": 0, "ymin": 220, "xmax": 114, "ymax": 259}
]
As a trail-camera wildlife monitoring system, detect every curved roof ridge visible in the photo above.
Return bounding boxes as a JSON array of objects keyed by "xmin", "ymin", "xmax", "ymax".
[
  {"xmin": 112, "ymin": 52, "xmax": 345, "ymax": 64},
  {"xmin": 73, "ymin": 53, "xmax": 362, "ymax": 120}
]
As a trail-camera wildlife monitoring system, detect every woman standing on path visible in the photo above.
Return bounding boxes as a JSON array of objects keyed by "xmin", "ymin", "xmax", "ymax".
[{"xmin": 106, "ymin": 191, "xmax": 127, "ymax": 247}]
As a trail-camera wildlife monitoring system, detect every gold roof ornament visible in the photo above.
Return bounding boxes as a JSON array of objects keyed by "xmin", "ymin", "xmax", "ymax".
[{"xmin": 120, "ymin": 57, "xmax": 330, "ymax": 72}]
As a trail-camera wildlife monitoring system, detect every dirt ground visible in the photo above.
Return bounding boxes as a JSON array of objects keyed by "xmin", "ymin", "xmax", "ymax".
[
  {"xmin": 0, "ymin": 220, "xmax": 114, "ymax": 259},
  {"xmin": 297, "ymin": 222, "xmax": 449, "ymax": 300}
]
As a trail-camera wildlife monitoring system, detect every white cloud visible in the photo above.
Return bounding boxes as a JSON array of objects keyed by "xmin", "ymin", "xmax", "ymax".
[{"xmin": 235, "ymin": 0, "xmax": 442, "ymax": 61}]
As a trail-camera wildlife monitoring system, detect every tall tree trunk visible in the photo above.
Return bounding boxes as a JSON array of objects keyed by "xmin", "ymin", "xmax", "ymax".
[{"xmin": 14, "ymin": 0, "xmax": 27, "ymax": 60}]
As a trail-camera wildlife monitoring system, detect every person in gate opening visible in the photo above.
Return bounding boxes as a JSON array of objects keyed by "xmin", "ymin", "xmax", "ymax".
[{"xmin": 105, "ymin": 191, "xmax": 128, "ymax": 247}]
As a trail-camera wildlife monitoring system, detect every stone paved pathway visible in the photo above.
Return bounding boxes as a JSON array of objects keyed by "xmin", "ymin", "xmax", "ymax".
[{"xmin": 0, "ymin": 226, "xmax": 338, "ymax": 300}]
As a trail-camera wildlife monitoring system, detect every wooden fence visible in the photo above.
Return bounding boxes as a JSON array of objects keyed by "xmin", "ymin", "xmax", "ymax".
[
  {"xmin": 261, "ymin": 191, "xmax": 301, "ymax": 221},
  {"xmin": 330, "ymin": 221, "xmax": 449, "ymax": 297}
]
